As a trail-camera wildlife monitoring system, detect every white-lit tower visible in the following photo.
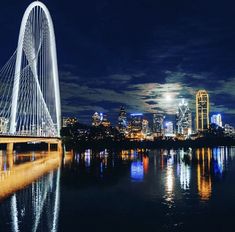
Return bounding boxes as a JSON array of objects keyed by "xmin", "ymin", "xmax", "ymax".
[{"xmin": 176, "ymin": 99, "xmax": 192, "ymax": 136}]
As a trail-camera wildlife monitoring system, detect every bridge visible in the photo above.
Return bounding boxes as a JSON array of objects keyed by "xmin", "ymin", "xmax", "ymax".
[
  {"xmin": 0, "ymin": 1, "xmax": 61, "ymax": 153},
  {"xmin": 0, "ymin": 135, "xmax": 62, "ymax": 153}
]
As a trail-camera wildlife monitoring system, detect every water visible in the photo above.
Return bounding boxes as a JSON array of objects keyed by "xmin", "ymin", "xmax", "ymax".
[{"xmin": 1, "ymin": 147, "xmax": 235, "ymax": 232}]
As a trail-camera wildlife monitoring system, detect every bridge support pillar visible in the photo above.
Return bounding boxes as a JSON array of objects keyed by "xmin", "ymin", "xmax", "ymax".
[
  {"xmin": 7, "ymin": 143, "xmax": 14, "ymax": 154},
  {"xmin": 48, "ymin": 143, "xmax": 51, "ymax": 153},
  {"xmin": 48, "ymin": 142, "xmax": 62, "ymax": 153},
  {"xmin": 58, "ymin": 141, "xmax": 62, "ymax": 153}
]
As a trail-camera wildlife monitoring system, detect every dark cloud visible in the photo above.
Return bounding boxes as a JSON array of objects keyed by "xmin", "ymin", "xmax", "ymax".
[{"xmin": 0, "ymin": 0, "xmax": 235, "ymax": 125}]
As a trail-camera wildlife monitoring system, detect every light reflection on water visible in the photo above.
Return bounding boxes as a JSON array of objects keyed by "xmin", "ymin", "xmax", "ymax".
[
  {"xmin": 0, "ymin": 147, "xmax": 235, "ymax": 231},
  {"xmin": 131, "ymin": 160, "xmax": 144, "ymax": 181},
  {"xmin": 0, "ymin": 150, "xmax": 62, "ymax": 232},
  {"xmin": 0, "ymin": 151, "xmax": 62, "ymax": 200},
  {"xmin": 164, "ymin": 152, "xmax": 175, "ymax": 206}
]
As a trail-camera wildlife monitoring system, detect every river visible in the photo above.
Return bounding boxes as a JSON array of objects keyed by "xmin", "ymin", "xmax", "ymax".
[{"xmin": 0, "ymin": 147, "xmax": 235, "ymax": 231}]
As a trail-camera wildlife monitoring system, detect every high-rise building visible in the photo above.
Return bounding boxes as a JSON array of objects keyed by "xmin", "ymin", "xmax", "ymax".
[
  {"xmin": 224, "ymin": 124, "xmax": 235, "ymax": 136},
  {"xmin": 176, "ymin": 99, "xmax": 192, "ymax": 136},
  {"xmin": 127, "ymin": 113, "xmax": 144, "ymax": 140},
  {"xmin": 92, "ymin": 112, "xmax": 101, "ymax": 126},
  {"xmin": 142, "ymin": 119, "xmax": 149, "ymax": 136},
  {"xmin": 152, "ymin": 113, "xmax": 164, "ymax": 137},
  {"xmin": 130, "ymin": 113, "xmax": 143, "ymax": 133},
  {"xmin": 101, "ymin": 114, "xmax": 111, "ymax": 127},
  {"xmin": 164, "ymin": 121, "xmax": 174, "ymax": 136},
  {"xmin": 0, "ymin": 117, "xmax": 9, "ymax": 133},
  {"xmin": 118, "ymin": 106, "xmax": 127, "ymax": 134},
  {"xmin": 211, "ymin": 114, "xmax": 222, "ymax": 127},
  {"xmin": 62, "ymin": 117, "xmax": 78, "ymax": 127},
  {"xmin": 196, "ymin": 90, "xmax": 209, "ymax": 131}
]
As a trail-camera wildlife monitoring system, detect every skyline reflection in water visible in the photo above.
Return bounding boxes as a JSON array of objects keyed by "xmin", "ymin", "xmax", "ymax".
[{"xmin": 0, "ymin": 147, "xmax": 235, "ymax": 231}]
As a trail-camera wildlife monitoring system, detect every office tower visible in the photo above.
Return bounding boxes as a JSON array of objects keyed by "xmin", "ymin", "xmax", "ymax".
[
  {"xmin": 211, "ymin": 114, "xmax": 222, "ymax": 127},
  {"xmin": 152, "ymin": 113, "xmax": 164, "ymax": 137},
  {"xmin": 176, "ymin": 99, "xmax": 192, "ymax": 136},
  {"xmin": 101, "ymin": 114, "xmax": 111, "ymax": 127},
  {"xmin": 130, "ymin": 113, "xmax": 143, "ymax": 133},
  {"xmin": 224, "ymin": 124, "xmax": 235, "ymax": 136},
  {"xmin": 142, "ymin": 119, "xmax": 149, "ymax": 136},
  {"xmin": 0, "ymin": 117, "xmax": 9, "ymax": 133},
  {"xmin": 196, "ymin": 90, "xmax": 209, "ymax": 131},
  {"xmin": 62, "ymin": 117, "xmax": 78, "ymax": 127},
  {"xmin": 164, "ymin": 121, "xmax": 174, "ymax": 136},
  {"xmin": 92, "ymin": 112, "xmax": 101, "ymax": 126},
  {"xmin": 118, "ymin": 106, "xmax": 127, "ymax": 134}
]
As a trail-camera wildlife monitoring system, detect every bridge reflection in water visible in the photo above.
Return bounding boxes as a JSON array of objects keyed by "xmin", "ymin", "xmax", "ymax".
[
  {"xmin": 0, "ymin": 147, "xmax": 233, "ymax": 231},
  {"xmin": 0, "ymin": 151, "xmax": 62, "ymax": 231}
]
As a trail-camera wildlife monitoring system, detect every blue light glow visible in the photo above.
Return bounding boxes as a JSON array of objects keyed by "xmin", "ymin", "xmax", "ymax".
[
  {"xmin": 213, "ymin": 148, "xmax": 223, "ymax": 175},
  {"xmin": 100, "ymin": 113, "xmax": 103, "ymax": 121},
  {"xmin": 130, "ymin": 113, "xmax": 143, "ymax": 116},
  {"xmin": 131, "ymin": 161, "xmax": 144, "ymax": 181}
]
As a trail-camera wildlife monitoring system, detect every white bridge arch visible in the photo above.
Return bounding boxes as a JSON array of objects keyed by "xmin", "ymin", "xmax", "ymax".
[{"xmin": 0, "ymin": 1, "xmax": 61, "ymax": 137}]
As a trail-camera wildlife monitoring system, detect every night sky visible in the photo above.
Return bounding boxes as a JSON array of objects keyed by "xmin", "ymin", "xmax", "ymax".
[{"xmin": 0, "ymin": 0, "xmax": 235, "ymax": 126}]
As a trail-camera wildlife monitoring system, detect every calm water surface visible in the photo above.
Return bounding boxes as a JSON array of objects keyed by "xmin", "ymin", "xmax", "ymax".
[{"xmin": 1, "ymin": 147, "xmax": 235, "ymax": 231}]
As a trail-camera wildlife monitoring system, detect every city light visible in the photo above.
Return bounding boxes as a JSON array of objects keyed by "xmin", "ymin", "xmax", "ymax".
[
  {"xmin": 130, "ymin": 113, "xmax": 143, "ymax": 116},
  {"xmin": 1, "ymin": 0, "xmax": 235, "ymax": 231}
]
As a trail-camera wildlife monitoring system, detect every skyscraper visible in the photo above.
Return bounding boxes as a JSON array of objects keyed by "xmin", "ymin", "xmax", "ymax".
[
  {"xmin": 92, "ymin": 112, "xmax": 101, "ymax": 126},
  {"xmin": 196, "ymin": 90, "xmax": 209, "ymax": 131},
  {"xmin": 62, "ymin": 117, "xmax": 78, "ymax": 127},
  {"xmin": 152, "ymin": 113, "xmax": 164, "ymax": 137},
  {"xmin": 176, "ymin": 99, "xmax": 192, "ymax": 136},
  {"xmin": 0, "ymin": 117, "xmax": 9, "ymax": 133},
  {"xmin": 211, "ymin": 114, "xmax": 222, "ymax": 127},
  {"xmin": 130, "ymin": 113, "xmax": 143, "ymax": 133},
  {"xmin": 101, "ymin": 114, "xmax": 111, "ymax": 127},
  {"xmin": 128, "ymin": 113, "xmax": 144, "ymax": 140},
  {"xmin": 224, "ymin": 124, "xmax": 235, "ymax": 136},
  {"xmin": 118, "ymin": 106, "xmax": 127, "ymax": 134},
  {"xmin": 164, "ymin": 121, "xmax": 174, "ymax": 136},
  {"xmin": 142, "ymin": 119, "xmax": 149, "ymax": 136}
]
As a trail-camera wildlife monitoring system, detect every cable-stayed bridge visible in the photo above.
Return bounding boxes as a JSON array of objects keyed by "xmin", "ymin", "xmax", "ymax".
[{"xmin": 0, "ymin": 1, "xmax": 61, "ymax": 152}]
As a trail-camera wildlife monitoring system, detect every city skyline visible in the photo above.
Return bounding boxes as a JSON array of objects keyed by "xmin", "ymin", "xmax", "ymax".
[
  {"xmin": 62, "ymin": 93, "xmax": 231, "ymax": 130},
  {"xmin": 1, "ymin": 3, "xmax": 235, "ymax": 232},
  {"xmin": 0, "ymin": 0, "xmax": 235, "ymax": 125}
]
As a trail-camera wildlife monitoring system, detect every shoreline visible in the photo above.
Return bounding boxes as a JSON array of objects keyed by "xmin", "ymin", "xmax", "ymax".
[
  {"xmin": 63, "ymin": 136, "xmax": 235, "ymax": 151},
  {"xmin": 0, "ymin": 137, "xmax": 234, "ymax": 152}
]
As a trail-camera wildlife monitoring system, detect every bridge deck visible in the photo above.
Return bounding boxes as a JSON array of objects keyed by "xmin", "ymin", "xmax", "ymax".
[{"xmin": 0, "ymin": 136, "xmax": 61, "ymax": 144}]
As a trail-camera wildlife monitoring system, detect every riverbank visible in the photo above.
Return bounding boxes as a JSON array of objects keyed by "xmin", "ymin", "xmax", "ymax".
[
  {"xmin": 63, "ymin": 136, "xmax": 235, "ymax": 151},
  {"xmin": 1, "ymin": 136, "xmax": 234, "ymax": 152}
]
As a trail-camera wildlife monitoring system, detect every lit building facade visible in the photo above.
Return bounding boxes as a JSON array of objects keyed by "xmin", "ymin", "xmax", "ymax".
[
  {"xmin": 152, "ymin": 113, "xmax": 164, "ymax": 137},
  {"xmin": 130, "ymin": 113, "xmax": 143, "ymax": 133},
  {"xmin": 101, "ymin": 114, "xmax": 111, "ymax": 127},
  {"xmin": 92, "ymin": 112, "xmax": 101, "ymax": 126},
  {"xmin": 92, "ymin": 112, "xmax": 111, "ymax": 127},
  {"xmin": 62, "ymin": 117, "xmax": 78, "ymax": 127},
  {"xmin": 211, "ymin": 114, "xmax": 222, "ymax": 127},
  {"xmin": 0, "ymin": 117, "xmax": 9, "ymax": 133},
  {"xmin": 142, "ymin": 119, "xmax": 149, "ymax": 136},
  {"xmin": 117, "ymin": 106, "xmax": 127, "ymax": 134},
  {"xmin": 164, "ymin": 121, "xmax": 174, "ymax": 137},
  {"xmin": 196, "ymin": 90, "xmax": 209, "ymax": 131},
  {"xmin": 176, "ymin": 99, "xmax": 192, "ymax": 136},
  {"xmin": 224, "ymin": 124, "xmax": 235, "ymax": 136},
  {"xmin": 128, "ymin": 113, "xmax": 144, "ymax": 140}
]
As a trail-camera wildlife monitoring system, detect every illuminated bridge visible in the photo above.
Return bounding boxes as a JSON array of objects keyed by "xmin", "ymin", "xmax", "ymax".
[{"xmin": 0, "ymin": 1, "xmax": 61, "ymax": 152}]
